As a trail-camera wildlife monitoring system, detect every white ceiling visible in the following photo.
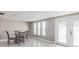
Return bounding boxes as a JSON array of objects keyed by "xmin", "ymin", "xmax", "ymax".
[{"xmin": 0, "ymin": 11, "xmax": 78, "ymax": 22}]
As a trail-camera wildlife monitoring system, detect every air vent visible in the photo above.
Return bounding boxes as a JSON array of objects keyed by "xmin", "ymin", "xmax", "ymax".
[{"xmin": 0, "ymin": 13, "xmax": 4, "ymax": 15}]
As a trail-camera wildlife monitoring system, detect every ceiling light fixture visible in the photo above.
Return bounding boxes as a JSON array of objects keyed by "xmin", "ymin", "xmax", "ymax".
[{"xmin": 0, "ymin": 13, "xmax": 4, "ymax": 15}]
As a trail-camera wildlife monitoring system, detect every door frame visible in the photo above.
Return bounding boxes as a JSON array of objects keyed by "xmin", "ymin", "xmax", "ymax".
[{"xmin": 55, "ymin": 16, "xmax": 73, "ymax": 47}]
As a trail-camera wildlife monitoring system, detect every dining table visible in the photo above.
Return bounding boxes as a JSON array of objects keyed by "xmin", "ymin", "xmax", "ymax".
[{"xmin": 14, "ymin": 31, "xmax": 29, "ymax": 44}]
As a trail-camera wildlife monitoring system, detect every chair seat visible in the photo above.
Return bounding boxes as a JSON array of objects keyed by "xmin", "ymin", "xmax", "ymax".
[{"xmin": 23, "ymin": 36, "xmax": 28, "ymax": 38}]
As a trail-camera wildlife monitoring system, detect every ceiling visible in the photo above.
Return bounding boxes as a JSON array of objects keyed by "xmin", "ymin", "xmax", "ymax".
[{"xmin": 0, "ymin": 11, "xmax": 78, "ymax": 22}]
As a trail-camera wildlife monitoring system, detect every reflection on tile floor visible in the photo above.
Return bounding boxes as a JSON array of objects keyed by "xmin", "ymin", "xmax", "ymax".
[{"xmin": 0, "ymin": 38, "xmax": 63, "ymax": 47}]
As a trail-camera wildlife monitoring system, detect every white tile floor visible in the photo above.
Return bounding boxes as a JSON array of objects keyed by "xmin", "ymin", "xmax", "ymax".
[{"xmin": 0, "ymin": 37, "xmax": 63, "ymax": 47}]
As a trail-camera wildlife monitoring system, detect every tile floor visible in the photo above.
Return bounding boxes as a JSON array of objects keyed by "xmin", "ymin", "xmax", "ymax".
[{"xmin": 0, "ymin": 37, "xmax": 63, "ymax": 47}]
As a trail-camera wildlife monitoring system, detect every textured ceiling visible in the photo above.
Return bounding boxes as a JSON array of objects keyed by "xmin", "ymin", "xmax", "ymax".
[{"xmin": 0, "ymin": 11, "xmax": 77, "ymax": 22}]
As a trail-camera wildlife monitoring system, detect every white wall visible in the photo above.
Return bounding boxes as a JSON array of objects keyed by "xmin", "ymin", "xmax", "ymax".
[{"xmin": 0, "ymin": 19, "xmax": 29, "ymax": 39}]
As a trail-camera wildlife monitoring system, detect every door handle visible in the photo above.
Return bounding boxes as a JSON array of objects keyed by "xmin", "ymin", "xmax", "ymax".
[{"xmin": 70, "ymin": 31, "xmax": 72, "ymax": 36}]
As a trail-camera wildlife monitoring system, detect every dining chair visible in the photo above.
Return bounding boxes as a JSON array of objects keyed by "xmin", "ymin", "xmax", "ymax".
[
  {"xmin": 5, "ymin": 31, "xmax": 17, "ymax": 45},
  {"xmin": 15, "ymin": 31, "xmax": 20, "ymax": 38},
  {"xmin": 23, "ymin": 31, "xmax": 28, "ymax": 41},
  {"xmin": 19, "ymin": 32, "xmax": 25, "ymax": 42}
]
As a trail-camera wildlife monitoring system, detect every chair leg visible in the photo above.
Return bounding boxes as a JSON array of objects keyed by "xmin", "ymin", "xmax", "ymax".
[
  {"xmin": 8, "ymin": 40, "xmax": 10, "ymax": 45},
  {"xmin": 27, "ymin": 37, "xmax": 28, "ymax": 41},
  {"xmin": 15, "ymin": 40, "xmax": 18, "ymax": 44},
  {"xmin": 23, "ymin": 38, "xmax": 25, "ymax": 42}
]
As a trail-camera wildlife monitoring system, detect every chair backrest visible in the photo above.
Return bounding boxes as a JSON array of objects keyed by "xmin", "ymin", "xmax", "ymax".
[
  {"xmin": 5, "ymin": 31, "xmax": 10, "ymax": 39},
  {"xmin": 25, "ymin": 31, "xmax": 28, "ymax": 36},
  {"xmin": 15, "ymin": 31, "xmax": 20, "ymax": 38},
  {"xmin": 19, "ymin": 32, "xmax": 25, "ymax": 38}
]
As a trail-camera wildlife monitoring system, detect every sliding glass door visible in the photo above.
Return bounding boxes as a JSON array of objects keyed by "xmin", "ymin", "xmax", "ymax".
[
  {"xmin": 58, "ymin": 21, "xmax": 67, "ymax": 43},
  {"xmin": 55, "ymin": 16, "xmax": 79, "ymax": 47},
  {"xmin": 55, "ymin": 17, "xmax": 71, "ymax": 46}
]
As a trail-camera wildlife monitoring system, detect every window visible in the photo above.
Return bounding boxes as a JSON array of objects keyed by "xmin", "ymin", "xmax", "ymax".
[
  {"xmin": 34, "ymin": 22, "xmax": 37, "ymax": 35},
  {"xmin": 42, "ymin": 21, "xmax": 46, "ymax": 36},
  {"xmin": 37, "ymin": 22, "xmax": 41, "ymax": 35},
  {"xmin": 34, "ymin": 21, "xmax": 46, "ymax": 36}
]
